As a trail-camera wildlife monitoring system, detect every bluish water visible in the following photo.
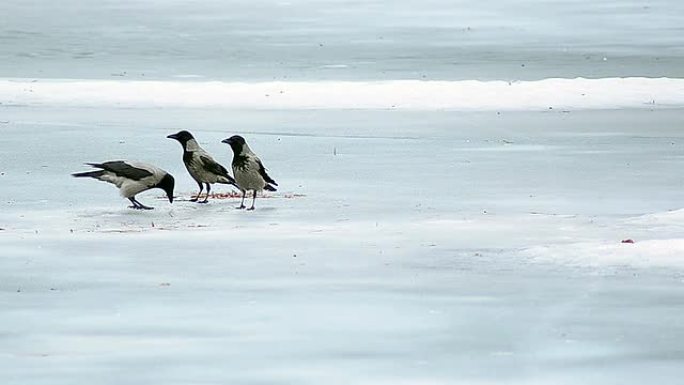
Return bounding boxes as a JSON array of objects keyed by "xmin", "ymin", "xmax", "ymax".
[{"xmin": 1, "ymin": 0, "xmax": 683, "ymax": 81}]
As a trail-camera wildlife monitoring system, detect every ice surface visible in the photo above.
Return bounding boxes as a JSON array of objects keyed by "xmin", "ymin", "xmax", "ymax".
[
  {"xmin": 2, "ymin": 0, "xmax": 684, "ymax": 382},
  {"xmin": 1, "ymin": 0, "xmax": 684, "ymax": 80},
  {"xmin": 1, "ymin": 107, "xmax": 684, "ymax": 384}
]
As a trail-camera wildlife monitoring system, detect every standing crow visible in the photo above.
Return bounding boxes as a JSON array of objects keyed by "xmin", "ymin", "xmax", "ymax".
[
  {"xmin": 222, "ymin": 135, "xmax": 277, "ymax": 210},
  {"xmin": 167, "ymin": 130, "xmax": 237, "ymax": 202}
]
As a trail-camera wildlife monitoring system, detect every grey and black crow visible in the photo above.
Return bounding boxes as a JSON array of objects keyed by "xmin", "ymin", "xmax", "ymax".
[
  {"xmin": 221, "ymin": 135, "xmax": 277, "ymax": 210},
  {"xmin": 167, "ymin": 130, "xmax": 237, "ymax": 202},
  {"xmin": 72, "ymin": 160, "xmax": 175, "ymax": 210}
]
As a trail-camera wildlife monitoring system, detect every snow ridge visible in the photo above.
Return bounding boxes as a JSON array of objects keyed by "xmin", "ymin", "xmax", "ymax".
[{"xmin": 1, "ymin": 77, "xmax": 683, "ymax": 110}]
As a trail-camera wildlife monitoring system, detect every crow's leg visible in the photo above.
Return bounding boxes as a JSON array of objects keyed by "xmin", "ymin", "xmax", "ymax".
[
  {"xmin": 200, "ymin": 183, "xmax": 211, "ymax": 203},
  {"xmin": 128, "ymin": 197, "xmax": 141, "ymax": 209},
  {"xmin": 190, "ymin": 181, "xmax": 203, "ymax": 202},
  {"xmin": 237, "ymin": 190, "xmax": 246, "ymax": 209},
  {"xmin": 247, "ymin": 190, "xmax": 257, "ymax": 211},
  {"xmin": 134, "ymin": 198, "xmax": 154, "ymax": 210}
]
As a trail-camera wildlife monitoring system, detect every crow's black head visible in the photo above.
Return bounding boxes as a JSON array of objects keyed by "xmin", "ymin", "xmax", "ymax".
[
  {"xmin": 167, "ymin": 130, "xmax": 195, "ymax": 146},
  {"xmin": 221, "ymin": 135, "xmax": 246, "ymax": 153},
  {"xmin": 156, "ymin": 173, "xmax": 175, "ymax": 203}
]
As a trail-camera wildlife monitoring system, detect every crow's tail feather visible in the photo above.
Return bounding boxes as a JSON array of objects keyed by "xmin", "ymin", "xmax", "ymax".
[
  {"xmin": 72, "ymin": 170, "xmax": 105, "ymax": 178},
  {"xmin": 264, "ymin": 184, "xmax": 277, "ymax": 192}
]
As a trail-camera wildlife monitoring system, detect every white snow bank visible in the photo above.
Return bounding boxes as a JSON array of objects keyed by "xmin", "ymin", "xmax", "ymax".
[
  {"xmin": 522, "ymin": 238, "xmax": 684, "ymax": 269},
  {"xmin": 522, "ymin": 209, "xmax": 684, "ymax": 268},
  {"xmin": 1, "ymin": 77, "xmax": 683, "ymax": 110},
  {"xmin": 625, "ymin": 208, "xmax": 684, "ymax": 227}
]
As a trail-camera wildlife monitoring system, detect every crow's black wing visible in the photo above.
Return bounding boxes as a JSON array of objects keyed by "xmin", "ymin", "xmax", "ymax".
[
  {"xmin": 199, "ymin": 155, "xmax": 230, "ymax": 177},
  {"xmin": 88, "ymin": 161, "xmax": 153, "ymax": 181},
  {"xmin": 256, "ymin": 159, "xmax": 277, "ymax": 186}
]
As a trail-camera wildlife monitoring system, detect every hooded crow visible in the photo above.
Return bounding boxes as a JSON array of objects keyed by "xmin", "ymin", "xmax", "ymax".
[
  {"xmin": 167, "ymin": 130, "xmax": 237, "ymax": 202},
  {"xmin": 72, "ymin": 160, "xmax": 175, "ymax": 210},
  {"xmin": 221, "ymin": 135, "xmax": 277, "ymax": 210}
]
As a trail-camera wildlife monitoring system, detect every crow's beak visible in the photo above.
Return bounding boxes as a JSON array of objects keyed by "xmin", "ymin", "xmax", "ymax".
[
  {"xmin": 168, "ymin": 194, "xmax": 174, "ymax": 203},
  {"xmin": 167, "ymin": 134, "xmax": 178, "ymax": 140},
  {"xmin": 221, "ymin": 138, "xmax": 232, "ymax": 145}
]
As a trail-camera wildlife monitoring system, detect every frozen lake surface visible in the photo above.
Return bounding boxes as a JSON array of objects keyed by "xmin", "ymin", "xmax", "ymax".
[
  {"xmin": 1, "ymin": 0, "xmax": 684, "ymax": 383},
  {"xmin": 1, "ymin": 106, "xmax": 684, "ymax": 384},
  {"xmin": 1, "ymin": 0, "xmax": 684, "ymax": 80}
]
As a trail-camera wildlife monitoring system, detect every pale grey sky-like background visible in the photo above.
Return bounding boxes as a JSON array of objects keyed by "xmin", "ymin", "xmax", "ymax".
[{"xmin": 1, "ymin": 0, "xmax": 683, "ymax": 80}]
